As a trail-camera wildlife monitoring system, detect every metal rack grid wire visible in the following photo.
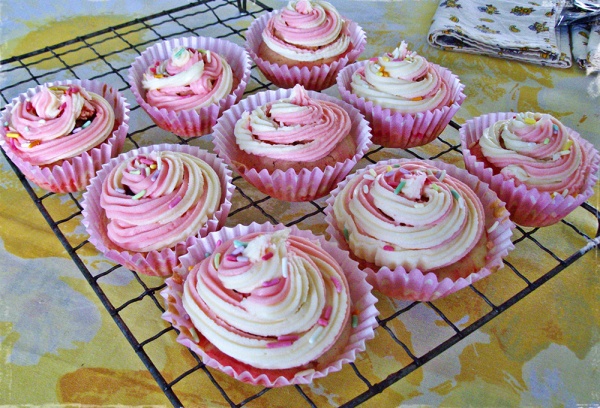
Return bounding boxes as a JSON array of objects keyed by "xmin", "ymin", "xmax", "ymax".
[{"xmin": 1, "ymin": 0, "xmax": 599, "ymax": 406}]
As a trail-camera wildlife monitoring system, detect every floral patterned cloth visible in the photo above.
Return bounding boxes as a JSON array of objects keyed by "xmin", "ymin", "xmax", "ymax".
[{"xmin": 428, "ymin": 0, "xmax": 573, "ymax": 68}]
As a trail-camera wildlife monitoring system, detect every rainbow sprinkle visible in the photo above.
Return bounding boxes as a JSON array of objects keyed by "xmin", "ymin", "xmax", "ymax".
[
  {"xmin": 383, "ymin": 245, "xmax": 394, "ymax": 251},
  {"xmin": 281, "ymin": 257, "xmax": 288, "ymax": 278},
  {"xmin": 131, "ymin": 189, "xmax": 146, "ymax": 200},
  {"xmin": 213, "ymin": 253, "xmax": 221, "ymax": 269},
  {"xmin": 394, "ymin": 180, "xmax": 406, "ymax": 195},
  {"xmin": 168, "ymin": 196, "xmax": 182, "ymax": 209},
  {"xmin": 324, "ymin": 305, "xmax": 332, "ymax": 320},
  {"xmin": 267, "ymin": 340, "xmax": 293, "ymax": 349},
  {"xmin": 331, "ymin": 277, "xmax": 342, "ymax": 293},
  {"xmin": 351, "ymin": 315, "xmax": 359, "ymax": 328},
  {"xmin": 451, "ymin": 189, "xmax": 460, "ymax": 200},
  {"xmin": 309, "ymin": 326, "xmax": 323, "ymax": 344},
  {"xmin": 523, "ymin": 117, "xmax": 536, "ymax": 125},
  {"xmin": 262, "ymin": 278, "xmax": 280, "ymax": 287},
  {"xmin": 233, "ymin": 240, "xmax": 248, "ymax": 248}
]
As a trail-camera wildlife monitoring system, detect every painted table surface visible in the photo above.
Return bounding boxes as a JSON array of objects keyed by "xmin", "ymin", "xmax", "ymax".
[{"xmin": 1, "ymin": 0, "xmax": 599, "ymax": 406}]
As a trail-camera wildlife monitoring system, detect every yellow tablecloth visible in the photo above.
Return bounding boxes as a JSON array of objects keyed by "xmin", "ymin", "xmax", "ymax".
[{"xmin": 1, "ymin": 1, "xmax": 599, "ymax": 406}]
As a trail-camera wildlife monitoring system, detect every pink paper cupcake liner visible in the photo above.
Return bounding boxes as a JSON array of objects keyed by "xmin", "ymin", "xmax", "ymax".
[
  {"xmin": 160, "ymin": 222, "xmax": 379, "ymax": 387},
  {"xmin": 0, "ymin": 79, "xmax": 129, "ymax": 193},
  {"xmin": 336, "ymin": 60, "xmax": 466, "ymax": 149},
  {"xmin": 128, "ymin": 36, "xmax": 252, "ymax": 138},
  {"xmin": 81, "ymin": 143, "xmax": 234, "ymax": 277},
  {"xmin": 212, "ymin": 87, "xmax": 372, "ymax": 202},
  {"xmin": 245, "ymin": 12, "xmax": 366, "ymax": 91},
  {"xmin": 324, "ymin": 159, "xmax": 515, "ymax": 302},
  {"xmin": 460, "ymin": 112, "xmax": 600, "ymax": 227}
]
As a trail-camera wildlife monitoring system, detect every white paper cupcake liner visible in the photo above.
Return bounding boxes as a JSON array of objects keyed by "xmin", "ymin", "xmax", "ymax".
[
  {"xmin": 460, "ymin": 112, "xmax": 600, "ymax": 227},
  {"xmin": 160, "ymin": 222, "xmax": 379, "ymax": 387},
  {"xmin": 324, "ymin": 158, "xmax": 515, "ymax": 301},
  {"xmin": 245, "ymin": 12, "xmax": 366, "ymax": 91},
  {"xmin": 81, "ymin": 143, "xmax": 234, "ymax": 277},
  {"xmin": 212, "ymin": 87, "xmax": 372, "ymax": 202},
  {"xmin": 128, "ymin": 36, "xmax": 251, "ymax": 138},
  {"xmin": 337, "ymin": 60, "xmax": 466, "ymax": 148},
  {"xmin": 0, "ymin": 79, "xmax": 129, "ymax": 193}
]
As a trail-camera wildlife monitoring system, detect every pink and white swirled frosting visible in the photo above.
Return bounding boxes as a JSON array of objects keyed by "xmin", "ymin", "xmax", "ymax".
[
  {"xmin": 478, "ymin": 112, "xmax": 589, "ymax": 195},
  {"xmin": 350, "ymin": 42, "xmax": 452, "ymax": 114},
  {"xmin": 332, "ymin": 161, "xmax": 485, "ymax": 271},
  {"xmin": 234, "ymin": 85, "xmax": 351, "ymax": 162},
  {"xmin": 6, "ymin": 85, "xmax": 115, "ymax": 166},
  {"xmin": 182, "ymin": 229, "xmax": 351, "ymax": 370},
  {"xmin": 101, "ymin": 151, "xmax": 222, "ymax": 253},
  {"xmin": 262, "ymin": 0, "xmax": 350, "ymax": 62},
  {"xmin": 142, "ymin": 46, "xmax": 233, "ymax": 112}
]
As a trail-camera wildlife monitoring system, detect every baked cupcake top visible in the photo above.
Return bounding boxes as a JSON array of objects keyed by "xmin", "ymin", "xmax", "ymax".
[
  {"xmin": 331, "ymin": 160, "xmax": 485, "ymax": 271},
  {"xmin": 100, "ymin": 150, "xmax": 222, "ymax": 252},
  {"xmin": 234, "ymin": 84, "xmax": 351, "ymax": 163},
  {"xmin": 181, "ymin": 228, "xmax": 351, "ymax": 370},
  {"xmin": 477, "ymin": 112, "xmax": 589, "ymax": 196},
  {"xmin": 5, "ymin": 85, "xmax": 115, "ymax": 166},
  {"xmin": 350, "ymin": 42, "xmax": 452, "ymax": 114},
  {"xmin": 262, "ymin": 0, "xmax": 350, "ymax": 62},
  {"xmin": 142, "ymin": 46, "xmax": 234, "ymax": 112}
]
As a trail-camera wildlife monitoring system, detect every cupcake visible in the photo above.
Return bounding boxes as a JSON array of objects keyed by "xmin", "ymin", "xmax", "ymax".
[
  {"xmin": 81, "ymin": 144, "xmax": 234, "ymax": 276},
  {"xmin": 245, "ymin": 0, "xmax": 366, "ymax": 91},
  {"xmin": 325, "ymin": 159, "xmax": 515, "ymax": 301},
  {"xmin": 460, "ymin": 112, "xmax": 600, "ymax": 227},
  {"xmin": 337, "ymin": 42, "xmax": 466, "ymax": 148},
  {"xmin": 128, "ymin": 36, "xmax": 251, "ymax": 138},
  {"xmin": 0, "ymin": 80, "xmax": 129, "ymax": 193},
  {"xmin": 161, "ymin": 222, "xmax": 378, "ymax": 387},
  {"xmin": 212, "ymin": 85, "xmax": 372, "ymax": 202}
]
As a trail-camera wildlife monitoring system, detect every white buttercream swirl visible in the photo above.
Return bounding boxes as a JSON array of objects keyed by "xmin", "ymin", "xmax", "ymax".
[
  {"xmin": 478, "ymin": 112, "xmax": 588, "ymax": 195},
  {"xmin": 350, "ymin": 42, "xmax": 451, "ymax": 114},
  {"xmin": 332, "ymin": 161, "xmax": 485, "ymax": 271},
  {"xmin": 182, "ymin": 229, "xmax": 351, "ymax": 370},
  {"xmin": 262, "ymin": 0, "xmax": 350, "ymax": 62}
]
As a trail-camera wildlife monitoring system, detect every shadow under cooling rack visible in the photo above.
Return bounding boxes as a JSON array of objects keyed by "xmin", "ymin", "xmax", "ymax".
[{"xmin": 1, "ymin": 1, "xmax": 599, "ymax": 407}]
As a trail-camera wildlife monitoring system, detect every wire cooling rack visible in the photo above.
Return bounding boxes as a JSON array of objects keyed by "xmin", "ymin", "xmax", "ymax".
[{"xmin": 1, "ymin": 0, "xmax": 599, "ymax": 406}]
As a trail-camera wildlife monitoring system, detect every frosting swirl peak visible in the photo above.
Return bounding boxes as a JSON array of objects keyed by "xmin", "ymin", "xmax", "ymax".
[
  {"xmin": 478, "ymin": 112, "xmax": 589, "ymax": 195},
  {"xmin": 262, "ymin": 0, "xmax": 350, "ymax": 62},
  {"xmin": 182, "ymin": 229, "xmax": 351, "ymax": 369},
  {"xmin": 101, "ymin": 151, "xmax": 222, "ymax": 252},
  {"xmin": 234, "ymin": 85, "xmax": 351, "ymax": 162},
  {"xmin": 332, "ymin": 161, "xmax": 485, "ymax": 271},
  {"xmin": 142, "ymin": 46, "xmax": 233, "ymax": 112},
  {"xmin": 7, "ymin": 85, "xmax": 115, "ymax": 165},
  {"xmin": 350, "ymin": 42, "xmax": 451, "ymax": 114}
]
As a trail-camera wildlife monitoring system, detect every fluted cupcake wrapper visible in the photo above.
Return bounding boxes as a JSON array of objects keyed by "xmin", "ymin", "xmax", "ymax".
[
  {"xmin": 0, "ymin": 79, "xmax": 130, "ymax": 193},
  {"xmin": 160, "ymin": 222, "xmax": 379, "ymax": 387},
  {"xmin": 245, "ymin": 12, "xmax": 366, "ymax": 91},
  {"xmin": 212, "ymin": 87, "xmax": 372, "ymax": 202},
  {"xmin": 128, "ymin": 36, "xmax": 252, "ymax": 138},
  {"xmin": 81, "ymin": 143, "xmax": 234, "ymax": 277},
  {"xmin": 324, "ymin": 159, "xmax": 515, "ymax": 302},
  {"xmin": 336, "ymin": 61, "xmax": 466, "ymax": 149},
  {"xmin": 460, "ymin": 112, "xmax": 600, "ymax": 227}
]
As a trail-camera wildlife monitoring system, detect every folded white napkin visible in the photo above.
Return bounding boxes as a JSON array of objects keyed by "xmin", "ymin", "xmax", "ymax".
[
  {"xmin": 427, "ymin": 0, "xmax": 573, "ymax": 68},
  {"xmin": 587, "ymin": 20, "xmax": 600, "ymax": 70}
]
